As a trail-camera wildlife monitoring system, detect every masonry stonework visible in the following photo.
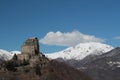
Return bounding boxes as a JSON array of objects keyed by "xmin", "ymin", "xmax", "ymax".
[{"xmin": 17, "ymin": 37, "xmax": 40, "ymax": 62}]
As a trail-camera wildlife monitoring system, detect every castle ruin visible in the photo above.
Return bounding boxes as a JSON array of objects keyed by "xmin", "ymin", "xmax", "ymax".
[
  {"xmin": 17, "ymin": 37, "xmax": 40, "ymax": 61},
  {"xmin": 14, "ymin": 37, "xmax": 47, "ymax": 67}
]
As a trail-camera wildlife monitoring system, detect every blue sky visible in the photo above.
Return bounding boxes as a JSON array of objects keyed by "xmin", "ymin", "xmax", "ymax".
[{"xmin": 0, "ymin": 0, "xmax": 120, "ymax": 53}]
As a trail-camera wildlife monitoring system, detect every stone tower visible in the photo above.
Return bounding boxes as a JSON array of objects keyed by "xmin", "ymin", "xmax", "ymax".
[
  {"xmin": 17, "ymin": 37, "xmax": 40, "ymax": 61},
  {"xmin": 21, "ymin": 37, "xmax": 39, "ymax": 55}
]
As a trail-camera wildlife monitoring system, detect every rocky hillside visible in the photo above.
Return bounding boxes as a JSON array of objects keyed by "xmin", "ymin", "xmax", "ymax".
[
  {"xmin": 0, "ymin": 60, "xmax": 92, "ymax": 80},
  {"xmin": 51, "ymin": 47, "xmax": 120, "ymax": 80},
  {"xmin": 78, "ymin": 47, "xmax": 120, "ymax": 80}
]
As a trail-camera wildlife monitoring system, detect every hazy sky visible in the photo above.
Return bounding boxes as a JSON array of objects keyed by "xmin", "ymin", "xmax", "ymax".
[{"xmin": 0, "ymin": 0, "xmax": 120, "ymax": 53}]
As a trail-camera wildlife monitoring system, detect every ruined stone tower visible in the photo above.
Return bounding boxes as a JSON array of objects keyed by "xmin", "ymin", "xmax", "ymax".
[
  {"xmin": 14, "ymin": 37, "xmax": 48, "ymax": 67},
  {"xmin": 22, "ymin": 37, "xmax": 39, "ymax": 55},
  {"xmin": 17, "ymin": 37, "xmax": 40, "ymax": 61}
]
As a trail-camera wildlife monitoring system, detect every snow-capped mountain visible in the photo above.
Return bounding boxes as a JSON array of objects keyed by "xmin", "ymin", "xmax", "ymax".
[
  {"xmin": 79, "ymin": 47, "xmax": 120, "ymax": 80},
  {"xmin": 0, "ymin": 49, "xmax": 13, "ymax": 61},
  {"xmin": 0, "ymin": 49, "xmax": 21, "ymax": 61},
  {"xmin": 45, "ymin": 42, "xmax": 113, "ymax": 60}
]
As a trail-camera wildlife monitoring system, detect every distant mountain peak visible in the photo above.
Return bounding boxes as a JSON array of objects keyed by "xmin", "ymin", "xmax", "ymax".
[
  {"xmin": 0, "ymin": 49, "xmax": 20, "ymax": 61},
  {"xmin": 0, "ymin": 49, "xmax": 12, "ymax": 61},
  {"xmin": 46, "ymin": 42, "xmax": 113, "ymax": 60}
]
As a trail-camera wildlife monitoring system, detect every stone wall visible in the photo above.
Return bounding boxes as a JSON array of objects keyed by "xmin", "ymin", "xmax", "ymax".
[
  {"xmin": 17, "ymin": 54, "xmax": 30, "ymax": 61},
  {"xmin": 18, "ymin": 37, "xmax": 40, "ymax": 61}
]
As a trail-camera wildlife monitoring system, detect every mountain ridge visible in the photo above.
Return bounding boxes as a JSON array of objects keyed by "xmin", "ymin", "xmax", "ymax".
[
  {"xmin": 79, "ymin": 47, "xmax": 120, "ymax": 80},
  {"xmin": 45, "ymin": 42, "xmax": 113, "ymax": 60},
  {"xmin": 0, "ymin": 49, "xmax": 20, "ymax": 61}
]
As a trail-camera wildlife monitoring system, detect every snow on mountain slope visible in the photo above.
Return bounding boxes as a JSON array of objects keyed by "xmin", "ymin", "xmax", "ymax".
[
  {"xmin": 0, "ymin": 49, "xmax": 21, "ymax": 61},
  {"xmin": 45, "ymin": 42, "xmax": 113, "ymax": 60},
  {"xmin": 0, "ymin": 49, "xmax": 13, "ymax": 61},
  {"xmin": 10, "ymin": 51, "xmax": 21, "ymax": 56}
]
